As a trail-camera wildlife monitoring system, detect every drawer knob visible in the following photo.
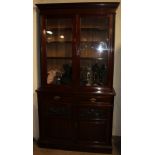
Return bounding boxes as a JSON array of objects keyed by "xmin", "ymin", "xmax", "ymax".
[
  {"xmin": 53, "ymin": 96, "xmax": 61, "ymax": 100},
  {"xmin": 90, "ymin": 98, "xmax": 96, "ymax": 102}
]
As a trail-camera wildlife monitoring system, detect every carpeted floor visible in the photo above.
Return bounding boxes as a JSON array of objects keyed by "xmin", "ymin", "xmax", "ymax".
[{"xmin": 33, "ymin": 137, "xmax": 121, "ymax": 155}]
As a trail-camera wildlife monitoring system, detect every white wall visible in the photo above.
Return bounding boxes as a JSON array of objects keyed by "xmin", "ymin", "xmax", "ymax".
[{"xmin": 33, "ymin": 0, "xmax": 121, "ymax": 139}]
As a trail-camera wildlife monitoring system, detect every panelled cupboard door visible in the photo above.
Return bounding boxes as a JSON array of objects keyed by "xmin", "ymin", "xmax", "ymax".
[
  {"xmin": 41, "ymin": 116, "xmax": 73, "ymax": 141},
  {"xmin": 38, "ymin": 93, "xmax": 73, "ymax": 141},
  {"xmin": 77, "ymin": 120, "xmax": 109, "ymax": 145},
  {"xmin": 76, "ymin": 105, "xmax": 113, "ymax": 145}
]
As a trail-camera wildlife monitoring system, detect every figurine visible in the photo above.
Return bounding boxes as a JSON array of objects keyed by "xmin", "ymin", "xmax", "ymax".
[
  {"xmin": 92, "ymin": 63, "xmax": 100, "ymax": 85},
  {"xmin": 47, "ymin": 69, "xmax": 57, "ymax": 84},
  {"xmin": 61, "ymin": 64, "xmax": 72, "ymax": 84},
  {"xmin": 99, "ymin": 64, "xmax": 106, "ymax": 85},
  {"xmin": 86, "ymin": 67, "xmax": 92, "ymax": 86},
  {"xmin": 54, "ymin": 71, "xmax": 62, "ymax": 85},
  {"xmin": 80, "ymin": 67, "xmax": 87, "ymax": 85}
]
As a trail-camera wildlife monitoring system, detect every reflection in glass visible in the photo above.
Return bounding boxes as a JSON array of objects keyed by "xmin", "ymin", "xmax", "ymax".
[
  {"xmin": 96, "ymin": 42, "xmax": 108, "ymax": 53},
  {"xmin": 46, "ymin": 30, "xmax": 53, "ymax": 35}
]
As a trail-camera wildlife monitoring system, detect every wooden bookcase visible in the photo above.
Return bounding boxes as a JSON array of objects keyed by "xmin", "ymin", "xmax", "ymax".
[{"xmin": 36, "ymin": 2, "xmax": 119, "ymax": 153}]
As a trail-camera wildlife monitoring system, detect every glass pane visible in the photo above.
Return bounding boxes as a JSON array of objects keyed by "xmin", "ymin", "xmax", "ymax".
[
  {"xmin": 80, "ymin": 17, "xmax": 109, "ymax": 86},
  {"xmin": 46, "ymin": 18, "xmax": 72, "ymax": 58},
  {"xmin": 46, "ymin": 44, "xmax": 72, "ymax": 57},
  {"xmin": 46, "ymin": 18, "xmax": 73, "ymax": 85}
]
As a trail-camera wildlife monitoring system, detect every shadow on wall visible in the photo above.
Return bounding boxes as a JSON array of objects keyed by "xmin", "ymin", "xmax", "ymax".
[
  {"xmin": 113, "ymin": 46, "xmax": 121, "ymax": 136},
  {"xmin": 33, "ymin": 6, "xmax": 40, "ymax": 140},
  {"xmin": 33, "ymin": 93, "xmax": 39, "ymax": 139}
]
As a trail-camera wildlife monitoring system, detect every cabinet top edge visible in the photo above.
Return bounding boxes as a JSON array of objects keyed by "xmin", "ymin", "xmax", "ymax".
[
  {"xmin": 36, "ymin": 88, "xmax": 116, "ymax": 96},
  {"xmin": 36, "ymin": 2, "xmax": 120, "ymax": 10}
]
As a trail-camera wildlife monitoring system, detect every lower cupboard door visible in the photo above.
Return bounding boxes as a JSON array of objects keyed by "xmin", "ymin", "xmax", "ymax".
[
  {"xmin": 41, "ymin": 117, "xmax": 73, "ymax": 141},
  {"xmin": 77, "ymin": 120, "xmax": 109, "ymax": 145}
]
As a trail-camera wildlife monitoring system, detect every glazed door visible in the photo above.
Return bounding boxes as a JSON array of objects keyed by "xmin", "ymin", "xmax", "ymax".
[
  {"xmin": 79, "ymin": 16, "xmax": 112, "ymax": 88},
  {"xmin": 41, "ymin": 16, "xmax": 75, "ymax": 87}
]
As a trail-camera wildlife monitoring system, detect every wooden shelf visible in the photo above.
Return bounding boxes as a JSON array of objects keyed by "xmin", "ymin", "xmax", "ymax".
[
  {"xmin": 46, "ymin": 27, "xmax": 72, "ymax": 30},
  {"xmin": 80, "ymin": 57, "xmax": 105, "ymax": 60},
  {"xmin": 47, "ymin": 57, "xmax": 72, "ymax": 59},
  {"xmin": 46, "ymin": 27, "xmax": 108, "ymax": 31},
  {"xmin": 47, "ymin": 57, "xmax": 105, "ymax": 60},
  {"xmin": 46, "ymin": 41, "xmax": 108, "ymax": 43},
  {"xmin": 81, "ymin": 27, "xmax": 108, "ymax": 31},
  {"xmin": 47, "ymin": 41, "xmax": 72, "ymax": 43},
  {"xmin": 80, "ymin": 41, "xmax": 108, "ymax": 43}
]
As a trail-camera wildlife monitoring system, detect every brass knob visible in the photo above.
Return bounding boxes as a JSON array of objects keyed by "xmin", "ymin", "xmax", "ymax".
[
  {"xmin": 90, "ymin": 98, "xmax": 96, "ymax": 102},
  {"xmin": 53, "ymin": 96, "xmax": 61, "ymax": 100}
]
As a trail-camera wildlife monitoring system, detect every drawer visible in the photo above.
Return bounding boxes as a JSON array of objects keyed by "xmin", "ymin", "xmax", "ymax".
[
  {"xmin": 38, "ymin": 94, "xmax": 72, "ymax": 116},
  {"xmin": 40, "ymin": 101, "xmax": 72, "ymax": 118},
  {"xmin": 77, "ymin": 95, "xmax": 113, "ymax": 105},
  {"xmin": 40, "ymin": 93, "xmax": 72, "ymax": 104},
  {"xmin": 47, "ymin": 104, "xmax": 71, "ymax": 118},
  {"xmin": 77, "ymin": 105, "xmax": 112, "ymax": 120}
]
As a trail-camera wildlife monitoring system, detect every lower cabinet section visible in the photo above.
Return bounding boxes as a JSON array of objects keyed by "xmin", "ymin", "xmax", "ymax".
[{"xmin": 37, "ymin": 91, "xmax": 114, "ymax": 153}]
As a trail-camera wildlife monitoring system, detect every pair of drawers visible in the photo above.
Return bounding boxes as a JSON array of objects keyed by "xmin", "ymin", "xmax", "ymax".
[
  {"xmin": 38, "ymin": 93, "xmax": 113, "ymax": 119},
  {"xmin": 39, "ymin": 93, "xmax": 113, "ymax": 104}
]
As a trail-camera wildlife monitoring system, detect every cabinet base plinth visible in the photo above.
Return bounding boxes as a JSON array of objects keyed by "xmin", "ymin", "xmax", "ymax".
[{"xmin": 37, "ymin": 139, "xmax": 112, "ymax": 154}]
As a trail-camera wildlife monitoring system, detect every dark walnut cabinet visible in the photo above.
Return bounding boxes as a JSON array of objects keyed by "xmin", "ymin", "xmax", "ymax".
[{"xmin": 36, "ymin": 2, "xmax": 119, "ymax": 153}]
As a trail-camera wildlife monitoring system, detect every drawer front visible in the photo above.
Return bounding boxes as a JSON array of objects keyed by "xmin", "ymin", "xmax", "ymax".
[
  {"xmin": 40, "ymin": 93, "xmax": 72, "ymax": 103},
  {"xmin": 40, "ymin": 102, "xmax": 72, "ymax": 118},
  {"xmin": 47, "ymin": 104, "xmax": 71, "ymax": 118},
  {"xmin": 77, "ymin": 95, "xmax": 113, "ymax": 105},
  {"xmin": 38, "ymin": 93, "xmax": 72, "ymax": 118},
  {"xmin": 77, "ymin": 105, "xmax": 112, "ymax": 121}
]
